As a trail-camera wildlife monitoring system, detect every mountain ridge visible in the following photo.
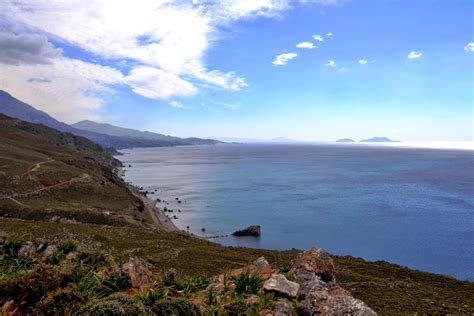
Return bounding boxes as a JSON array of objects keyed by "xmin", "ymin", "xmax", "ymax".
[{"xmin": 0, "ymin": 90, "xmax": 220, "ymax": 149}]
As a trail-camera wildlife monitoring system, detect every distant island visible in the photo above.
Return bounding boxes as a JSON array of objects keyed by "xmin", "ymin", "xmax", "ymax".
[
  {"xmin": 336, "ymin": 138, "xmax": 356, "ymax": 142},
  {"xmin": 360, "ymin": 137, "xmax": 399, "ymax": 143}
]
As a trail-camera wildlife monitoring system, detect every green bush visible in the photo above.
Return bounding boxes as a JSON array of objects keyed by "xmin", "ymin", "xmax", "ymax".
[
  {"xmin": 181, "ymin": 274, "xmax": 210, "ymax": 293},
  {"xmin": 57, "ymin": 239, "xmax": 78, "ymax": 254},
  {"xmin": 37, "ymin": 285, "xmax": 89, "ymax": 315},
  {"xmin": 163, "ymin": 268, "xmax": 178, "ymax": 287},
  {"xmin": 81, "ymin": 293, "xmax": 151, "ymax": 315},
  {"xmin": 258, "ymin": 292, "xmax": 274, "ymax": 310},
  {"xmin": 0, "ymin": 264, "xmax": 65, "ymax": 308},
  {"xmin": 233, "ymin": 272, "xmax": 263, "ymax": 295},
  {"xmin": 138, "ymin": 285, "xmax": 170, "ymax": 306},
  {"xmin": 223, "ymin": 301, "xmax": 248, "ymax": 315},
  {"xmin": 2, "ymin": 236, "xmax": 23, "ymax": 257},
  {"xmin": 152, "ymin": 298, "xmax": 200, "ymax": 316}
]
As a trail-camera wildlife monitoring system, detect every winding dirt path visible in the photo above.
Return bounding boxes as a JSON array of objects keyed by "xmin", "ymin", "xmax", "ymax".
[{"xmin": 21, "ymin": 158, "xmax": 55, "ymax": 179}]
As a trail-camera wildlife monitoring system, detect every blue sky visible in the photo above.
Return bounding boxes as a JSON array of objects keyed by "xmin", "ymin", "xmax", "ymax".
[{"xmin": 0, "ymin": 0, "xmax": 473, "ymax": 141}]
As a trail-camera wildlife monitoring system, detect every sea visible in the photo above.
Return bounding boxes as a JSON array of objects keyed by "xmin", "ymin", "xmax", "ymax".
[{"xmin": 117, "ymin": 143, "xmax": 474, "ymax": 280}]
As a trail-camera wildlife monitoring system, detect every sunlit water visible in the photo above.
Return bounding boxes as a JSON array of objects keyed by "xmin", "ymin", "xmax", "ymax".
[{"xmin": 118, "ymin": 144, "xmax": 474, "ymax": 280}]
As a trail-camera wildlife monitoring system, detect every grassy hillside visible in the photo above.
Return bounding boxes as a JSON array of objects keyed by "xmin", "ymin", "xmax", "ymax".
[
  {"xmin": 0, "ymin": 114, "xmax": 150, "ymax": 226},
  {"xmin": 1, "ymin": 218, "xmax": 473, "ymax": 314}
]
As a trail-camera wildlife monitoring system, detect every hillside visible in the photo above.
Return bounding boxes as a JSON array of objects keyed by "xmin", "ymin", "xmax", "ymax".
[
  {"xmin": 72, "ymin": 120, "xmax": 220, "ymax": 145},
  {"xmin": 0, "ymin": 90, "xmax": 220, "ymax": 149},
  {"xmin": 0, "ymin": 114, "xmax": 152, "ymax": 227},
  {"xmin": 0, "ymin": 115, "xmax": 473, "ymax": 314}
]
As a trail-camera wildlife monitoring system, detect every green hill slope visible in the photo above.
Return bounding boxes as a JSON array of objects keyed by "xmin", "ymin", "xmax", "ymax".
[{"xmin": 0, "ymin": 114, "xmax": 150, "ymax": 226}]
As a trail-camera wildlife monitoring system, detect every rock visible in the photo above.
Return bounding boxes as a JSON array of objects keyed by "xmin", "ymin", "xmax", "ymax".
[
  {"xmin": 232, "ymin": 225, "xmax": 261, "ymax": 237},
  {"xmin": 250, "ymin": 257, "xmax": 273, "ymax": 280},
  {"xmin": 40, "ymin": 245, "xmax": 57, "ymax": 262},
  {"xmin": 18, "ymin": 241, "xmax": 35, "ymax": 258},
  {"xmin": 206, "ymin": 282, "xmax": 226, "ymax": 295},
  {"xmin": 245, "ymin": 294, "xmax": 259, "ymax": 305},
  {"xmin": 274, "ymin": 298, "xmax": 293, "ymax": 316},
  {"xmin": 254, "ymin": 257, "xmax": 269, "ymax": 269},
  {"xmin": 263, "ymin": 274, "xmax": 300, "ymax": 298},
  {"xmin": 121, "ymin": 258, "xmax": 153, "ymax": 291},
  {"xmin": 299, "ymin": 294, "xmax": 377, "ymax": 316},
  {"xmin": 293, "ymin": 268, "xmax": 329, "ymax": 300},
  {"xmin": 291, "ymin": 247, "xmax": 335, "ymax": 284}
]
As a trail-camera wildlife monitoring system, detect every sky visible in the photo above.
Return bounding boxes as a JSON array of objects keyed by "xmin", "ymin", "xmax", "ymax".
[{"xmin": 0, "ymin": 0, "xmax": 473, "ymax": 141}]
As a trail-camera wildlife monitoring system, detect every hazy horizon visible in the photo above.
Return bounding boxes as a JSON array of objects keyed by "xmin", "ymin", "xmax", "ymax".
[{"xmin": 0, "ymin": 0, "xmax": 473, "ymax": 141}]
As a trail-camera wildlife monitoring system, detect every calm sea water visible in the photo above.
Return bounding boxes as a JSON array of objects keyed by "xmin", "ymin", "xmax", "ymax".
[{"xmin": 118, "ymin": 144, "xmax": 474, "ymax": 280}]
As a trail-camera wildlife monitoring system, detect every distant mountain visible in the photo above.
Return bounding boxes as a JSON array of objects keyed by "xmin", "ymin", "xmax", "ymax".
[
  {"xmin": 360, "ymin": 137, "xmax": 398, "ymax": 142},
  {"xmin": 0, "ymin": 90, "xmax": 220, "ymax": 149},
  {"xmin": 72, "ymin": 120, "xmax": 220, "ymax": 146},
  {"xmin": 336, "ymin": 138, "xmax": 356, "ymax": 143}
]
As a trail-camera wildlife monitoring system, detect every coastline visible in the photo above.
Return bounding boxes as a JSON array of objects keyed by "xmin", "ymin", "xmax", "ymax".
[{"xmin": 117, "ymin": 166, "xmax": 179, "ymax": 232}]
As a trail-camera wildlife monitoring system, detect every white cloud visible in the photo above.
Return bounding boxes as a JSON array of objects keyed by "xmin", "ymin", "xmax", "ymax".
[
  {"xmin": 170, "ymin": 101, "xmax": 186, "ymax": 108},
  {"xmin": 313, "ymin": 34, "xmax": 324, "ymax": 42},
  {"xmin": 324, "ymin": 60, "xmax": 336, "ymax": 67},
  {"xmin": 0, "ymin": 58, "xmax": 124, "ymax": 122},
  {"xmin": 326, "ymin": 32, "xmax": 333, "ymax": 37},
  {"xmin": 296, "ymin": 41, "xmax": 316, "ymax": 49},
  {"xmin": 464, "ymin": 43, "xmax": 474, "ymax": 52},
  {"xmin": 0, "ymin": 0, "xmax": 340, "ymax": 120},
  {"xmin": 339, "ymin": 67, "xmax": 348, "ymax": 72},
  {"xmin": 272, "ymin": 52, "xmax": 298, "ymax": 66},
  {"xmin": 358, "ymin": 59, "xmax": 368, "ymax": 65},
  {"xmin": 407, "ymin": 51, "xmax": 423, "ymax": 59},
  {"xmin": 125, "ymin": 66, "xmax": 197, "ymax": 100}
]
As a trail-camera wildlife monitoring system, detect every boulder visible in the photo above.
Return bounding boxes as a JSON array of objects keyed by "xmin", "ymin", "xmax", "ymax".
[
  {"xmin": 263, "ymin": 274, "xmax": 300, "ymax": 298},
  {"xmin": 291, "ymin": 247, "xmax": 335, "ymax": 283},
  {"xmin": 121, "ymin": 258, "xmax": 153, "ymax": 291},
  {"xmin": 232, "ymin": 225, "xmax": 261, "ymax": 237},
  {"xmin": 18, "ymin": 241, "xmax": 36, "ymax": 258},
  {"xmin": 40, "ymin": 245, "xmax": 57, "ymax": 262},
  {"xmin": 299, "ymin": 294, "xmax": 377, "ymax": 316},
  {"xmin": 274, "ymin": 298, "xmax": 293, "ymax": 316},
  {"xmin": 293, "ymin": 268, "xmax": 329, "ymax": 300},
  {"xmin": 250, "ymin": 257, "xmax": 273, "ymax": 280}
]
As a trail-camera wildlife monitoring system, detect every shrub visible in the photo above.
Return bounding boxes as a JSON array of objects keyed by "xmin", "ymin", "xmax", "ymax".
[
  {"xmin": 163, "ymin": 268, "xmax": 178, "ymax": 287},
  {"xmin": 0, "ymin": 264, "xmax": 65, "ymax": 308},
  {"xmin": 57, "ymin": 239, "xmax": 78, "ymax": 254},
  {"xmin": 223, "ymin": 301, "xmax": 248, "ymax": 315},
  {"xmin": 233, "ymin": 272, "xmax": 262, "ymax": 295},
  {"xmin": 37, "ymin": 285, "xmax": 89, "ymax": 315},
  {"xmin": 258, "ymin": 292, "xmax": 275, "ymax": 310},
  {"xmin": 181, "ymin": 274, "xmax": 210, "ymax": 293},
  {"xmin": 81, "ymin": 293, "xmax": 151, "ymax": 315},
  {"xmin": 138, "ymin": 285, "xmax": 170, "ymax": 306},
  {"xmin": 2, "ymin": 236, "xmax": 23, "ymax": 258},
  {"xmin": 152, "ymin": 298, "xmax": 200, "ymax": 316}
]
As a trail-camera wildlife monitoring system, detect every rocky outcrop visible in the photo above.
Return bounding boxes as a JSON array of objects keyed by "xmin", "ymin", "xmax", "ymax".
[
  {"xmin": 263, "ymin": 274, "xmax": 300, "ymax": 298},
  {"xmin": 232, "ymin": 225, "xmax": 261, "ymax": 237},
  {"xmin": 291, "ymin": 247, "xmax": 376, "ymax": 315},
  {"xmin": 121, "ymin": 257, "xmax": 153, "ymax": 291}
]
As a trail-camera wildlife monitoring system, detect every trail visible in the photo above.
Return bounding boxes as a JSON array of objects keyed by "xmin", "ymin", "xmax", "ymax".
[
  {"xmin": 21, "ymin": 158, "xmax": 55, "ymax": 179},
  {"xmin": 3, "ymin": 173, "xmax": 90, "ymax": 200}
]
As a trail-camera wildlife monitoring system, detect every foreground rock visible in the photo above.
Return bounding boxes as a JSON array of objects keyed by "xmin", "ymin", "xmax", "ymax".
[
  {"xmin": 291, "ymin": 247, "xmax": 376, "ymax": 315},
  {"xmin": 121, "ymin": 257, "xmax": 153, "ymax": 291},
  {"xmin": 232, "ymin": 225, "xmax": 261, "ymax": 237},
  {"xmin": 264, "ymin": 274, "xmax": 300, "ymax": 298}
]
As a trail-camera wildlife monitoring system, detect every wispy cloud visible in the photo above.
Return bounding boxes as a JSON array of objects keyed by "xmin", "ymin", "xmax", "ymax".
[
  {"xmin": 464, "ymin": 43, "xmax": 474, "ymax": 52},
  {"xmin": 296, "ymin": 41, "xmax": 316, "ymax": 49},
  {"xmin": 358, "ymin": 59, "xmax": 375, "ymax": 65},
  {"xmin": 407, "ymin": 51, "xmax": 423, "ymax": 59},
  {"xmin": 170, "ymin": 101, "xmax": 187, "ymax": 108},
  {"xmin": 324, "ymin": 60, "xmax": 336, "ymax": 67},
  {"xmin": 326, "ymin": 32, "xmax": 333, "ymax": 37},
  {"xmin": 273, "ymin": 52, "xmax": 298, "ymax": 66},
  {"xmin": 313, "ymin": 34, "xmax": 324, "ymax": 42}
]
